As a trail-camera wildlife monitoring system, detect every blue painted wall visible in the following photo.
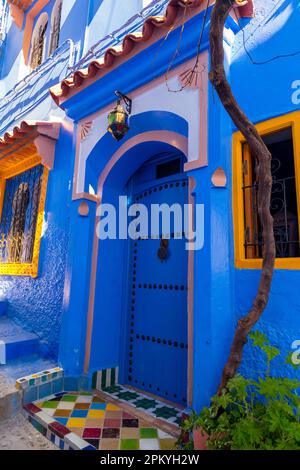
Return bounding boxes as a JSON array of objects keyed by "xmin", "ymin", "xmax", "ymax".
[
  {"xmin": 0, "ymin": 0, "xmax": 157, "ymax": 361},
  {"xmin": 0, "ymin": 123, "xmax": 73, "ymax": 359},
  {"xmin": 230, "ymin": 0, "xmax": 300, "ymax": 381},
  {"xmin": 0, "ymin": 0, "xmax": 298, "ymax": 406}
]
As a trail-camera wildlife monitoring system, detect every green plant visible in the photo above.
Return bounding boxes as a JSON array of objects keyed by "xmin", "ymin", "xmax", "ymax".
[{"xmin": 180, "ymin": 332, "xmax": 300, "ymax": 450}]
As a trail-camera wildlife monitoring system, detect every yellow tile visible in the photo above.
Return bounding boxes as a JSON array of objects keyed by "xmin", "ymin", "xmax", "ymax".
[
  {"xmin": 67, "ymin": 418, "xmax": 86, "ymax": 428},
  {"xmin": 88, "ymin": 410, "xmax": 105, "ymax": 418},
  {"xmin": 121, "ymin": 428, "xmax": 140, "ymax": 439},
  {"xmin": 69, "ymin": 427, "xmax": 83, "ymax": 437},
  {"xmin": 100, "ymin": 439, "xmax": 119, "ymax": 450},
  {"xmin": 160, "ymin": 438, "xmax": 177, "ymax": 450},
  {"xmin": 106, "ymin": 404, "xmax": 120, "ymax": 411}
]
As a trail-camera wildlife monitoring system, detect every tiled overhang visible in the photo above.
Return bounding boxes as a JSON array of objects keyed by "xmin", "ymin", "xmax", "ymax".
[
  {"xmin": 0, "ymin": 120, "xmax": 61, "ymax": 174},
  {"xmin": 50, "ymin": 0, "xmax": 254, "ymax": 106}
]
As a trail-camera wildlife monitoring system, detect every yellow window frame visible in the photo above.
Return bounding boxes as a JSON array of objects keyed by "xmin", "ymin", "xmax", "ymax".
[
  {"xmin": 0, "ymin": 156, "xmax": 48, "ymax": 278},
  {"xmin": 233, "ymin": 110, "xmax": 300, "ymax": 270}
]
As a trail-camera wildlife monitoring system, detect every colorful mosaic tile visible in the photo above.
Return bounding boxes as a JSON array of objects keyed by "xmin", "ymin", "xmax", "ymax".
[
  {"xmin": 25, "ymin": 392, "xmax": 177, "ymax": 451},
  {"xmin": 16, "ymin": 367, "xmax": 63, "ymax": 390},
  {"xmin": 101, "ymin": 384, "xmax": 184, "ymax": 425}
]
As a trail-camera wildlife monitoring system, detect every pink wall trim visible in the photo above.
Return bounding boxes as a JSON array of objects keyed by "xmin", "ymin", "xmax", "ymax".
[
  {"xmin": 22, "ymin": 0, "xmax": 51, "ymax": 64},
  {"xmin": 83, "ymin": 131, "xmax": 191, "ymax": 382},
  {"xmin": 34, "ymin": 122, "xmax": 61, "ymax": 169},
  {"xmin": 73, "ymin": 51, "xmax": 208, "ymax": 199},
  {"xmin": 9, "ymin": 4, "xmax": 24, "ymax": 29},
  {"xmin": 97, "ymin": 131, "xmax": 188, "ymax": 198},
  {"xmin": 183, "ymin": 51, "xmax": 209, "ymax": 171}
]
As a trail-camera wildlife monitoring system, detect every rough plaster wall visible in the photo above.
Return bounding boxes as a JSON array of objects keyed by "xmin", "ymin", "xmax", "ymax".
[
  {"xmin": 0, "ymin": 123, "xmax": 72, "ymax": 361},
  {"xmin": 0, "ymin": 220, "xmax": 67, "ymax": 360}
]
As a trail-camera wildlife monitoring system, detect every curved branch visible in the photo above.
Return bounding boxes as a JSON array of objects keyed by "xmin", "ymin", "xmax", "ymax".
[{"xmin": 209, "ymin": 0, "xmax": 276, "ymax": 393}]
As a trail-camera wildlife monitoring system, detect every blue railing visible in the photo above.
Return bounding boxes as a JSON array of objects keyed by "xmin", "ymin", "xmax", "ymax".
[
  {"xmin": 69, "ymin": 0, "xmax": 170, "ymax": 72},
  {"xmin": 0, "ymin": 39, "xmax": 76, "ymax": 133}
]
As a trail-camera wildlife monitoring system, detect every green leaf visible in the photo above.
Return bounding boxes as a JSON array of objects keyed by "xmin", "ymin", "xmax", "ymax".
[
  {"xmin": 249, "ymin": 330, "xmax": 268, "ymax": 348},
  {"xmin": 263, "ymin": 345, "xmax": 280, "ymax": 363}
]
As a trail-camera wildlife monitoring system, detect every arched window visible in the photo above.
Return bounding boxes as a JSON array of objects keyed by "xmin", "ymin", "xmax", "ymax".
[
  {"xmin": 49, "ymin": 0, "xmax": 62, "ymax": 56},
  {"xmin": 30, "ymin": 12, "xmax": 48, "ymax": 70}
]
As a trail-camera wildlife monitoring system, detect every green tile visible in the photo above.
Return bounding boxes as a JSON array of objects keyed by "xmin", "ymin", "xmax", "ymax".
[
  {"xmin": 117, "ymin": 391, "xmax": 139, "ymax": 401},
  {"xmin": 80, "ymin": 392, "xmax": 93, "ymax": 396},
  {"xmin": 120, "ymin": 439, "xmax": 140, "ymax": 450},
  {"xmin": 140, "ymin": 428, "xmax": 158, "ymax": 439},
  {"xmin": 42, "ymin": 401, "xmax": 59, "ymax": 408},
  {"xmin": 134, "ymin": 398, "xmax": 157, "ymax": 410},
  {"xmin": 61, "ymin": 394, "xmax": 77, "ymax": 402},
  {"xmin": 155, "ymin": 406, "xmax": 178, "ymax": 419},
  {"xmin": 101, "ymin": 370, "xmax": 107, "ymax": 389},
  {"xmin": 92, "ymin": 372, "xmax": 97, "ymax": 389},
  {"xmin": 103, "ymin": 385, "xmax": 122, "ymax": 394}
]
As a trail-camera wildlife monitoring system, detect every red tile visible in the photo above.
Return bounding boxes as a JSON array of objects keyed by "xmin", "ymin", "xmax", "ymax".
[
  {"xmin": 102, "ymin": 428, "xmax": 120, "ymax": 439},
  {"xmin": 83, "ymin": 428, "xmax": 102, "ymax": 439},
  {"xmin": 24, "ymin": 403, "xmax": 41, "ymax": 415},
  {"xmin": 122, "ymin": 412, "xmax": 137, "ymax": 420},
  {"xmin": 122, "ymin": 419, "xmax": 139, "ymax": 428},
  {"xmin": 49, "ymin": 421, "xmax": 71, "ymax": 439},
  {"xmin": 104, "ymin": 419, "xmax": 121, "ymax": 428}
]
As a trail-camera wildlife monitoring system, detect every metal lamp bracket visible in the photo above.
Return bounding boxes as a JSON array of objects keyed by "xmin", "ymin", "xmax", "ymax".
[{"xmin": 115, "ymin": 90, "xmax": 132, "ymax": 115}]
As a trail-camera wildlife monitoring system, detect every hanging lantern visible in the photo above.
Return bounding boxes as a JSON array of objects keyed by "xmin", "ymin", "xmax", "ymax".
[{"xmin": 107, "ymin": 91, "xmax": 132, "ymax": 141}]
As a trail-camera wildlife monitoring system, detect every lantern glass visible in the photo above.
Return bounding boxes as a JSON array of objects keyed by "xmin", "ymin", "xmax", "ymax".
[{"xmin": 107, "ymin": 103, "xmax": 130, "ymax": 141}]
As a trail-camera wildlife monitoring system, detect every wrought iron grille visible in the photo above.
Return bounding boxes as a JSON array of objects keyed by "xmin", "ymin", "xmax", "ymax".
[
  {"xmin": 49, "ymin": 1, "xmax": 62, "ymax": 56},
  {"xmin": 243, "ymin": 157, "xmax": 300, "ymax": 259},
  {"xmin": 30, "ymin": 21, "xmax": 48, "ymax": 70},
  {"xmin": 0, "ymin": 165, "xmax": 43, "ymax": 264}
]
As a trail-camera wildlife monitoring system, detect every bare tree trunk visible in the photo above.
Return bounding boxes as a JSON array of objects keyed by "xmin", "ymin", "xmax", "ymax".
[{"xmin": 209, "ymin": 0, "xmax": 276, "ymax": 393}]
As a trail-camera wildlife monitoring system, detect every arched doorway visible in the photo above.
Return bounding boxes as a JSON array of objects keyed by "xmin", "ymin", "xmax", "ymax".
[
  {"xmin": 122, "ymin": 151, "xmax": 188, "ymax": 406},
  {"xmin": 84, "ymin": 125, "xmax": 191, "ymax": 408}
]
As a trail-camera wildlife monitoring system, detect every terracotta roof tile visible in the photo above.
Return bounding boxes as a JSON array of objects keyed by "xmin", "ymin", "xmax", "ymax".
[
  {"xmin": 50, "ymin": 0, "xmax": 254, "ymax": 105},
  {"xmin": 0, "ymin": 120, "xmax": 60, "ymax": 148},
  {"xmin": 7, "ymin": 0, "xmax": 33, "ymax": 11}
]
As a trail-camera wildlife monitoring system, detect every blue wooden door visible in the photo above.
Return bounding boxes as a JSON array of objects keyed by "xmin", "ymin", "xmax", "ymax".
[{"xmin": 125, "ymin": 155, "xmax": 188, "ymax": 406}]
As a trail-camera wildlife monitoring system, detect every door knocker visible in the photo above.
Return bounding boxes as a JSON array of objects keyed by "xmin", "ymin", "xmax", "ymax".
[{"xmin": 157, "ymin": 238, "xmax": 169, "ymax": 261}]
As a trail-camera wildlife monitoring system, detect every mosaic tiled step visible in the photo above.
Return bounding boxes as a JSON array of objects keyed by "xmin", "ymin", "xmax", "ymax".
[
  {"xmin": 0, "ymin": 317, "xmax": 39, "ymax": 364},
  {"xmin": 25, "ymin": 392, "xmax": 177, "ymax": 450},
  {"xmin": 16, "ymin": 366, "xmax": 63, "ymax": 390},
  {"xmin": 100, "ymin": 385, "xmax": 184, "ymax": 427}
]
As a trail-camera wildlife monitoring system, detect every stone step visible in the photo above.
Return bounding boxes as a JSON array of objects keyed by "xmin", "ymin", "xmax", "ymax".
[
  {"xmin": 0, "ymin": 317, "xmax": 40, "ymax": 364},
  {"xmin": 0, "ymin": 355, "xmax": 56, "ymax": 422},
  {"xmin": 0, "ymin": 301, "xmax": 7, "ymax": 317}
]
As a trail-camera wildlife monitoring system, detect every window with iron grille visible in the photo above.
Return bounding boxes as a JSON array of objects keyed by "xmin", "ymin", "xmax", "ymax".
[
  {"xmin": 0, "ymin": 165, "xmax": 43, "ymax": 264},
  {"xmin": 30, "ymin": 15, "xmax": 48, "ymax": 70},
  {"xmin": 242, "ymin": 128, "xmax": 300, "ymax": 259},
  {"xmin": 49, "ymin": 0, "xmax": 62, "ymax": 56}
]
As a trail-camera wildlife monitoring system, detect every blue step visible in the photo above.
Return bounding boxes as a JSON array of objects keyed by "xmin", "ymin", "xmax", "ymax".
[
  {"xmin": 0, "ymin": 317, "xmax": 40, "ymax": 364},
  {"xmin": 0, "ymin": 300, "xmax": 8, "ymax": 316}
]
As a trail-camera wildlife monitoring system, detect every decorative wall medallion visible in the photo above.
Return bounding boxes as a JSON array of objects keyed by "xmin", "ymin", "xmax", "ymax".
[
  {"xmin": 80, "ymin": 121, "xmax": 93, "ymax": 141},
  {"xmin": 211, "ymin": 167, "xmax": 227, "ymax": 188},
  {"xmin": 78, "ymin": 201, "xmax": 89, "ymax": 217}
]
